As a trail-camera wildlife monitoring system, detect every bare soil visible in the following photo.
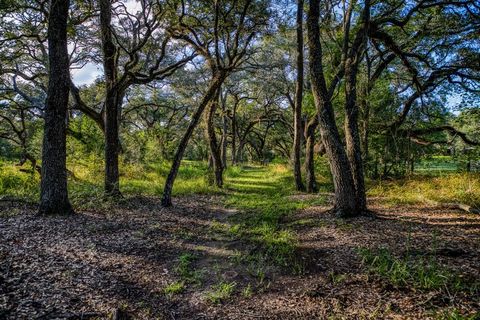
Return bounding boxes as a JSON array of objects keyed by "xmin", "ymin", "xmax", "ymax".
[{"xmin": 1, "ymin": 196, "xmax": 479, "ymax": 319}]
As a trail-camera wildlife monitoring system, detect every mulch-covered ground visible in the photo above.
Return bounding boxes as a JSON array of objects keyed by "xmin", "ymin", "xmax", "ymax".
[{"xmin": 1, "ymin": 196, "xmax": 479, "ymax": 319}]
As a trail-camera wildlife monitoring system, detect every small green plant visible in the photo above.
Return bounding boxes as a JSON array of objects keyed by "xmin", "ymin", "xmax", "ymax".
[
  {"xmin": 175, "ymin": 253, "xmax": 202, "ymax": 285},
  {"xmin": 242, "ymin": 284, "xmax": 253, "ymax": 297},
  {"xmin": 328, "ymin": 271, "xmax": 347, "ymax": 285},
  {"xmin": 206, "ymin": 282, "xmax": 236, "ymax": 304},
  {"xmin": 163, "ymin": 281, "xmax": 185, "ymax": 296}
]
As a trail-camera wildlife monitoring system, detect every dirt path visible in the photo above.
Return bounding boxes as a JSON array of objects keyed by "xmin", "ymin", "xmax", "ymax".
[{"xmin": 1, "ymin": 191, "xmax": 479, "ymax": 319}]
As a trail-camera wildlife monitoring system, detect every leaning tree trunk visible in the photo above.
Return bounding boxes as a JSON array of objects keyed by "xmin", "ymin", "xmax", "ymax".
[
  {"xmin": 100, "ymin": 0, "xmax": 122, "ymax": 196},
  {"xmin": 205, "ymin": 91, "xmax": 224, "ymax": 187},
  {"xmin": 304, "ymin": 116, "xmax": 318, "ymax": 193},
  {"xmin": 38, "ymin": 0, "xmax": 73, "ymax": 215},
  {"xmin": 307, "ymin": 0, "xmax": 357, "ymax": 217},
  {"xmin": 161, "ymin": 72, "xmax": 226, "ymax": 207},
  {"xmin": 292, "ymin": 0, "xmax": 305, "ymax": 191}
]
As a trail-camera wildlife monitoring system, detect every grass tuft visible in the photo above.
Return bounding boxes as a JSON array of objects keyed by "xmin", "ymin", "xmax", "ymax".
[{"xmin": 206, "ymin": 281, "xmax": 236, "ymax": 304}]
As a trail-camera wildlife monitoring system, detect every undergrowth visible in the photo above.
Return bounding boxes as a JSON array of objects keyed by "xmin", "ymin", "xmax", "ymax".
[
  {"xmin": 368, "ymin": 173, "xmax": 480, "ymax": 208},
  {"xmin": 358, "ymin": 247, "xmax": 478, "ymax": 294}
]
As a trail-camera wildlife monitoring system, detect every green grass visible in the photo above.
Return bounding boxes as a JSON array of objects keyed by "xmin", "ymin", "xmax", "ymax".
[
  {"xmin": 414, "ymin": 156, "xmax": 460, "ymax": 173},
  {"xmin": 0, "ymin": 161, "xmax": 39, "ymax": 201},
  {"xmin": 174, "ymin": 253, "xmax": 202, "ymax": 285},
  {"xmin": 205, "ymin": 281, "xmax": 236, "ymax": 304},
  {"xmin": 0, "ymin": 159, "xmax": 215, "ymax": 207},
  {"xmin": 163, "ymin": 281, "xmax": 185, "ymax": 296},
  {"xmin": 368, "ymin": 173, "xmax": 480, "ymax": 208},
  {"xmin": 223, "ymin": 164, "xmax": 326, "ymax": 270},
  {"xmin": 358, "ymin": 247, "xmax": 478, "ymax": 293},
  {"xmin": 435, "ymin": 309, "xmax": 480, "ymax": 320}
]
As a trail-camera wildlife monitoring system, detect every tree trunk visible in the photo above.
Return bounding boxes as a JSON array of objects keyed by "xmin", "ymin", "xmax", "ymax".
[
  {"xmin": 304, "ymin": 116, "xmax": 318, "ymax": 193},
  {"xmin": 345, "ymin": 61, "xmax": 367, "ymax": 212},
  {"xmin": 38, "ymin": 0, "xmax": 73, "ymax": 215},
  {"xmin": 100, "ymin": 0, "xmax": 122, "ymax": 197},
  {"xmin": 220, "ymin": 91, "xmax": 228, "ymax": 169},
  {"xmin": 292, "ymin": 0, "xmax": 306, "ymax": 191},
  {"xmin": 343, "ymin": 0, "xmax": 369, "ymax": 212},
  {"xmin": 104, "ymin": 91, "xmax": 123, "ymax": 196},
  {"xmin": 236, "ymin": 140, "xmax": 245, "ymax": 164},
  {"xmin": 231, "ymin": 103, "xmax": 237, "ymax": 165},
  {"xmin": 307, "ymin": 0, "xmax": 357, "ymax": 217},
  {"xmin": 161, "ymin": 72, "xmax": 226, "ymax": 207},
  {"xmin": 205, "ymin": 91, "xmax": 223, "ymax": 187}
]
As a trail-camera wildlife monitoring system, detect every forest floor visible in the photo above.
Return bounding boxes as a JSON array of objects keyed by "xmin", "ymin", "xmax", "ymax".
[{"xmin": 1, "ymin": 166, "xmax": 479, "ymax": 319}]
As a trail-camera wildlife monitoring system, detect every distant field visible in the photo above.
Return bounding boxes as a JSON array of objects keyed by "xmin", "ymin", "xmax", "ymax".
[{"xmin": 414, "ymin": 156, "xmax": 476, "ymax": 173}]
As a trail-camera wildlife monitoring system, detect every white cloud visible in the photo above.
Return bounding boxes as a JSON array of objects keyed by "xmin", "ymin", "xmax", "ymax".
[{"xmin": 71, "ymin": 63, "xmax": 102, "ymax": 86}]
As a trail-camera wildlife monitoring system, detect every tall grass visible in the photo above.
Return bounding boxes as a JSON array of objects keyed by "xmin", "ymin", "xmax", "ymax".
[
  {"xmin": 0, "ymin": 158, "xmax": 214, "ymax": 206},
  {"xmin": 368, "ymin": 173, "xmax": 480, "ymax": 208}
]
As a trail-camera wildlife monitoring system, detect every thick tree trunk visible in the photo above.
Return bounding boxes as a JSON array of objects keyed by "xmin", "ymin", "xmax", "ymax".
[
  {"xmin": 205, "ymin": 91, "xmax": 224, "ymax": 187},
  {"xmin": 307, "ymin": 0, "xmax": 357, "ymax": 217},
  {"xmin": 292, "ymin": 0, "xmax": 305, "ymax": 191},
  {"xmin": 161, "ymin": 73, "xmax": 226, "ymax": 207},
  {"xmin": 104, "ymin": 91, "xmax": 123, "ymax": 196},
  {"xmin": 100, "ymin": 0, "xmax": 122, "ymax": 196},
  {"xmin": 38, "ymin": 0, "xmax": 73, "ymax": 215},
  {"xmin": 343, "ymin": 0, "xmax": 369, "ymax": 212},
  {"xmin": 304, "ymin": 116, "xmax": 318, "ymax": 193},
  {"xmin": 345, "ymin": 63, "xmax": 367, "ymax": 211}
]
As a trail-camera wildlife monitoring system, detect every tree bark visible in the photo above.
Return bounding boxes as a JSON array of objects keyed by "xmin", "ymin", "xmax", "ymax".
[
  {"xmin": 341, "ymin": 0, "xmax": 369, "ymax": 212},
  {"xmin": 100, "ymin": 0, "xmax": 122, "ymax": 196},
  {"xmin": 345, "ymin": 62, "xmax": 367, "ymax": 211},
  {"xmin": 220, "ymin": 90, "xmax": 228, "ymax": 169},
  {"xmin": 304, "ymin": 116, "xmax": 318, "ymax": 193},
  {"xmin": 231, "ymin": 101, "xmax": 238, "ymax": 165},
  {"xmin": 307, "ymin": 0, "xmax": 357, "ymax": 217},
  {"xmin": 38, "ymin": 0, "xmax": 73, "ymax": 215},
  {"xmin": 161, "ymin": 72, "xmax": 226, "ymax": 207},
  {"xmin": 205, "ymin": 90, "xmax": 224, "ymax": 187},
  {"xmin": 292, "ymin": 0, "xmax": 306, "ymax": 191}
]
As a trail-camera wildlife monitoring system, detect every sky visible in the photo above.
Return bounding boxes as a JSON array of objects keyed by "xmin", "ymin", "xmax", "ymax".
[
  {"xmin": 70, "ymin": 0, "xmax": 141, "ymax": 86},
  {"xmin": 71, "ymin": 63, "xmax": 102, "ymax": 86}
]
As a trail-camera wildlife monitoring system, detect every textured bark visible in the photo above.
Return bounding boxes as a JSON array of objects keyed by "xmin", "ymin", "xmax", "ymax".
[
  {"xmin": 307, "ymin": 0, "xmax": 357, "ymax": 217},
  {"xmin": 343, "ymin": 0, "xmax": 370, "ymax": 212},
  {"xmin": 100, "ymin": 0, "xmax": 122, "ymax": 196},
  {"xmin": 236, "ymin": 140, "xmax": 245, "ymax": 163},
  {"xmin": 220, "ymin": 91, "xmax": 228, "ymax": 169},
  {"xmin": 345, "ymin": 61, "xmax": 367, "ymax": 211},
  {"xmin": 304, "ymin": 116, "xmax": 318, "ymax": 193},
  {"xmin": 231, "ymin": 101, "xmax": 237, "ymax": 165},
  {"xmin": 38, "ymin": 0, "xmax": 73, "ymax": 215},
  {"xmin": 292, "ymin": 0, "xmax": 305, "ymax": 191},
  {"xmin": 205, "ymin": 90, "xmax": 224, "ymax": 187},
  {"xmin": 161, "ymin": 73, "xmax": 226, "ymax": 207}
]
